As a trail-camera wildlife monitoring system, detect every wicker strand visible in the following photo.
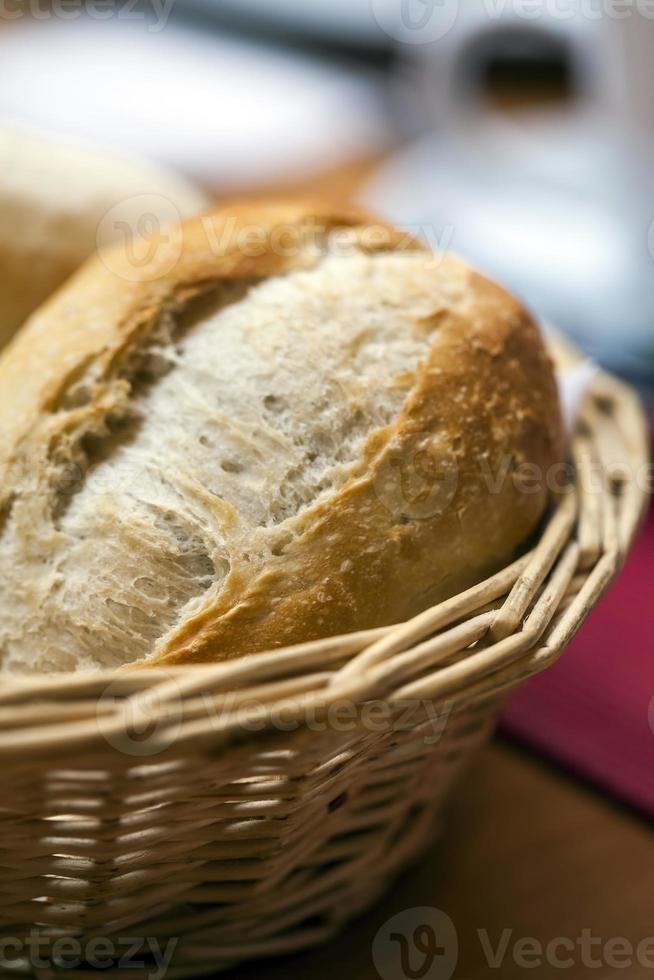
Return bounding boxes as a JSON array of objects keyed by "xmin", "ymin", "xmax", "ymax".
[{"xmin": 489, "ymin": 491, "xmax": 577, "ymax": 642}]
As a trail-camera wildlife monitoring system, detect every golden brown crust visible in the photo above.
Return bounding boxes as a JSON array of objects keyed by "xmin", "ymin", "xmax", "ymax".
[
  {"xmin": 0, "ymin": 202, "xmax": 564, "ymax": 671},
  {"xmin": 153, "ymin": 270, "xmax": 563, "ymax": 666}
]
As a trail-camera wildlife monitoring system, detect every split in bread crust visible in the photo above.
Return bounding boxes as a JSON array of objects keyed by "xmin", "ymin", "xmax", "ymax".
[{"xmin": 0, "ymin": 202, "xmax": 565, "ymax": 672}]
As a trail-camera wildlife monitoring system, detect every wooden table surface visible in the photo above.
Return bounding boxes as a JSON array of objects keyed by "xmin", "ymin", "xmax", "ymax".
[{"xmin": 225, "ymin": 738, "xmax": 654, "ymax": 980}]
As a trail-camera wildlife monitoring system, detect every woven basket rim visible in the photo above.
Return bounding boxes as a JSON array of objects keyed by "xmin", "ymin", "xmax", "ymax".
[{"xmin": 0, "ymin": 336, "xmax": 649, "ymax": 760}]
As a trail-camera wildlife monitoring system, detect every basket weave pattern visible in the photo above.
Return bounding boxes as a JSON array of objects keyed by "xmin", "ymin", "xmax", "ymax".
[{"xmin": 0, "ymin": 354, "xmax": 649, "ymax": 978}]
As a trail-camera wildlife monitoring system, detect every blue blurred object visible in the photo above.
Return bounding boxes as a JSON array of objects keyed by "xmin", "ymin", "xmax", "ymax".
[{"xmin": 365, "ymin": 4, "xmax": 654, "ymax": 383}]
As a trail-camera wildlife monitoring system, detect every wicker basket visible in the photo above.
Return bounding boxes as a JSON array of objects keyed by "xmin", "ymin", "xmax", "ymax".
[{"xmin": 0, "ymin": 339, "xmax": 649, "ymax": 979}]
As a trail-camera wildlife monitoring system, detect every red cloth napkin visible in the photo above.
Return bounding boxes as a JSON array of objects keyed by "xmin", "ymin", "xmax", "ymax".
[{"xmin": 502, "ymin": 491, "xmax": 654, "ymax": 815}]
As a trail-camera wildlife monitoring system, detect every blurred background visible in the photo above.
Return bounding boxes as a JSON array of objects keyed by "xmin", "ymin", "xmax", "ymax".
[
  {"xmin": 0, "ymin": 0, "xmax": 652, "ymax": 967},
  {"xmin": 2, "ymin": 0, "xmax": 654, "ymax": 381}
]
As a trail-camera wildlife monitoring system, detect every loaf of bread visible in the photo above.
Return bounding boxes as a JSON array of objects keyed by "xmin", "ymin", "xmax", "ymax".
[
  {"xmin": 0, "ymin": 126, "xmax": 208, "ymax": 350},
  {"xmin": 0, "ymin": 202, "xmax": 564, "ymax": 673}
]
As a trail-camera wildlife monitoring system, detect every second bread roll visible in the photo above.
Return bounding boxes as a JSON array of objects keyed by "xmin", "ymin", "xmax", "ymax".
[{"xmin": 0, "ymin": 126, "xmax": 207, "ymax": 350}]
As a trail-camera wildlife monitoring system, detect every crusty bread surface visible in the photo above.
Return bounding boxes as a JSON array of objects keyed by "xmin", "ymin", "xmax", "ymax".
[
  {"xmin": 0, "ymin": 202, "xmax": 564, "ymax": 672},
  {"xmin": 0, "ymin": 126, "xmax": 207, "ymax": 350}
]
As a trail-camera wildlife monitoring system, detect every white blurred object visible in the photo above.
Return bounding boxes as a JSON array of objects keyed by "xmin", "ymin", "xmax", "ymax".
[
  {"xmin": 558, "ymin": 360, "xmax": 599, "ymax": 434},
  {"xmin": 0, "ymin": 125, "xmax": 207, "ymax": 348},
  {"xmin": 364, "ymin": 3, "xmax": 654, "ymax": 379},
  {"xmin": 0, "ymin": 17, "xmax": 389, "ymax": 189}
]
